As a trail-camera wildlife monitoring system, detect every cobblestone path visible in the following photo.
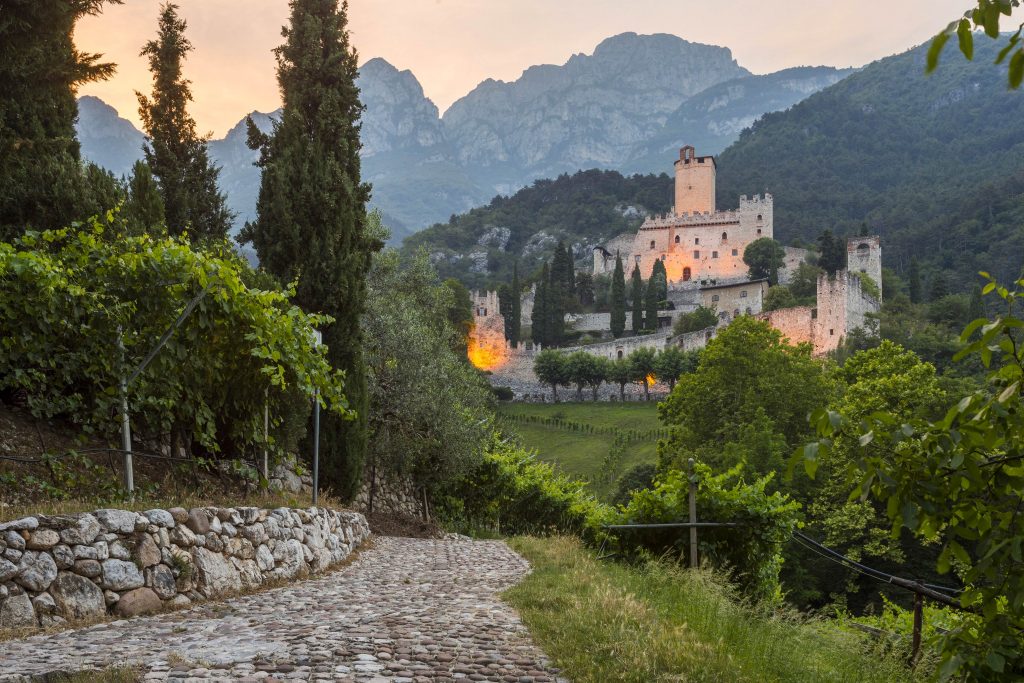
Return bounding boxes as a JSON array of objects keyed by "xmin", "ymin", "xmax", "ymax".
[{"xmin": 0, "ymin": 537, "xmax": 564, "ymax": 682}]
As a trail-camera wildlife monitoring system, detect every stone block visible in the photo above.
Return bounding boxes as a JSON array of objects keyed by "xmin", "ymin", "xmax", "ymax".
[
  {"xmin": 3, "ymin": 530, "xmax": 25, "ymax": 551},
  {"xmin": 114, "ymin": 587, "xmax": 161, "ymax": 617},
  {"xmin": 94, "ymin": 509, "xmax": 138, "ymax": 534},
  {"xmin": 185, "ymin": 509, "xmax": 210, "ymax": 535},
  {"xmin": 143, "ymin": 510, "xmax": 175, "ymax": 528},
  {"xmin": 25, "ymin": 529, "xmax": 60, "ymax": 550},
  {"xmin": 0, "ymin": 593, "xmax": 35, "ymax": 628},
  {"xmin": 0, "ymin": 517, "xmax": 38, "ymax": 533},
  {"xmin": 52, "ymin": 544, "xmax": 74, "ymax": 569},
  {"xmin": 167, "ymin": 508, "xmax": 188, "ymax": 524},
  {"xmin": 73, "ymin": 559, "xmax": 102, "ymax": 578},
  {"xmin": 51, "ymin": 572, "xmax": 106, "ymax": 620},
  {"xmin": 131, "ymin": 533, "xmax": 162, "ymax": 568},
  {"xmin": 16, "ymin": 551, "xmax": 58, "ymax": 592},
  {"xmin": 191, "ymin": 547, "xmax": 241, "ymax": 597},
  {"xmin": 100, "ymin": 559, "xmax": 144, "ymax": 591},
  {"xmin": 58, "ymin": 514, "xmax": 100, "ymax": 545},
  {"xmin": 147, "ymin": 564, "xmax": 177, "ymax": 600}
]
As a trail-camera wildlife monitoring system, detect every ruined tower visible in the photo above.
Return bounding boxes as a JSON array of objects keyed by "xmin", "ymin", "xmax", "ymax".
[{"xmin": 674, "ymin": 145, "xmax": 716, "ymax": 215}]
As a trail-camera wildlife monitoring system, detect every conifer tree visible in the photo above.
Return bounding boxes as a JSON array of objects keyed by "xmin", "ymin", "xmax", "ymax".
[
  {"xmin": 546, "ymin": 261, "xmax": 565, "ymax": 346},
  {"xmin": 137, "ymin": 3, "xmax": 232, "ymax": 241},
  {"xmin": 930, "ymin": 273, "xmax": 950, "ymax": 301},
  {"xmin": 630, "ymin": 264, "xmax": 644, "ymax": 333},
  {"xmin": 240, "ymin": 0, "xmax": 381, "ymax": 500},
  {"xmin": 123, "ymin": 160, "xmax": 166, "ymax": 235},
  {"xmin": 610, "ymin": 255, "xmax": 626, "ymax": 338},
  {"xmin": 509, "ymin": 263, "xmax": 522, "ymax": 347},
  {"xmin": 0, "ymin": 1, "xmax": 120, "ymax": 240},
  {"xmin": 566, "ymin": 247, "xmax": 576, "ymax": 297},
  {"xmin": 816, "ymin": 230, "xmax": 846, "ymax": 274},
  {"xmin": 532, "ymin": 264, "xmax": 550, "ymax": 346},
  {"xmin": 908, "ymin": 257, "xmax": 923, "ymax": 303},
  {"xmin": 651, "ymin": 259, "xmax": 668, "ymax": 302},
  {"xmin": 644, "ymin": 278, "xmax": 659, "ymax": 331}
]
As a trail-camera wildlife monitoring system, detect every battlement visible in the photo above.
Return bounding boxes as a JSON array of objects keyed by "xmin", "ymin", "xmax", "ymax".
[
  {"xmin": 738, "ymin": 193, "xmax": 773, "ymax": 207},
  {"xmin": 640, "ymin": 211, "xmax": 740, "ymax": 229}
]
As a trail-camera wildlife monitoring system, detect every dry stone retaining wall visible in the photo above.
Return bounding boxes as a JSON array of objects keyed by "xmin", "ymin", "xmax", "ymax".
[{"xmin": 0, "ymin": 505, "xmax": 369, "ymax": 629}]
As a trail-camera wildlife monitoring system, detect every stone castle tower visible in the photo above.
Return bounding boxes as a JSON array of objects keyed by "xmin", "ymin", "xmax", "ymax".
[{"xmin": 674, "ymin": 145, "xmax": 716, "ymax": 215}]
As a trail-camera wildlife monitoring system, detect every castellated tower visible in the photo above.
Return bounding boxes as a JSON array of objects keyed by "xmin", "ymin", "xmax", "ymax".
[
  {"xmin": 674, "ymin": 145, "xmax": 716, "ymax": 215},
  {"xmin": 847, "ymin": 236, "xmax": 883, "ymax": 299}
]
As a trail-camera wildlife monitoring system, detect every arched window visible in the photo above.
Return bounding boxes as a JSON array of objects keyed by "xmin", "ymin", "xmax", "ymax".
[
  {"xmin": 734, "ymin": 308, "xmax": 740, "ymax": 317},
  {"xmin": 857, "ymin": 243, "xmax": 870, "ymax": 254},
  {"xmin": 722, "ymin": 231, "xmax": 728, "ymax": 240},
  {"xmin": 674, "ymin": 235, "xmax": 680, "ymax": 244},
  {"xmin": 757, "ymin": 214, "xmax": 763, "ymax": 222},
  {"xmin": 617, "ymin": 349, "xmax": 623, "ymax": 359},
  {"xmin": 756, "ymin": 228, "xmax": 762, "ymax": 235},
  {"xmin": 682, "ymin": 267, "xmax": 691, "ymax": 281},
  {"xmin": 745, "ymin": 307, "xmax": 752, "ymax": 315},
  {"xmin": 650, "ymin": 240, "xmax": 656, "ymax": 250}
]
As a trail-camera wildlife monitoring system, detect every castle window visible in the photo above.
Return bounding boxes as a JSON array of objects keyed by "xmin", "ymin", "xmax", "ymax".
[
  {"xmin": 757, "ymin": 214, "xmax": 763, "ymax": 222},
  {"xmin": 857, "ymin": 243, "xmax": 870, "ymax": 254},
  {"xmin": 712, "ymin": 294, "xmax": 720, "ymax": 302},
  {"xmin": 650, "ymin": 240, "xmax": 656, "ymax": 250},
  {"xmin": 694, "ymin": 250, "xmax": 700, "ymax": 259},
  {"xmin": 617, "ymin": 350, "xmax": 623, "ymax": 359},
  {"xmin": 830, "ymin": 329, "xmax": 835, "ymax": 336},
  {"xmin": 740, "ymin": 291, "xmax": 748, "ymax": 298},
  {"xmin": 746, "ymin": 307, "xmax": 752, "ymax": 315},
  {"xmin": 722, "ymin": 232, "xmax": 728, "ymax": 240},
  {"xmin": 756, "ymin": 228, "xmax": 762, "ymax": 235},
  {"xmin": 683, "ymin": 267, "xmax": 691, "ymax": 281},
  {"xmin": 674, "ymin": 235, "xmax": 680, "ymax": 244},
  {"xmin": 734, "ymin": 309, "xmax": 740, "ymax": 317},
  {"xmin": 732, "ymin": 249, "xmax": 738, "ymax": 256},
  {"xmin": 712, "ymin": 251, "xmax": 719, "ymax": 258},
  {"xmin": 695, "ymin": 237, "xmax": 700, "ymax": 244}
]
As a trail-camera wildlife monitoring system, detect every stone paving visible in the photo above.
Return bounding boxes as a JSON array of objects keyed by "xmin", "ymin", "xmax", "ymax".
[{"xmin": 0, "ymin": 537, "xmax": 565, "ymax": 682}]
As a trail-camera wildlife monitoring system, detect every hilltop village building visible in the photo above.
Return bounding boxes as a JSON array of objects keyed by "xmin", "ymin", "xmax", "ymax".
[{"xmin": 468, "ymin": 146, "xmax": 882, "ymax": 397}]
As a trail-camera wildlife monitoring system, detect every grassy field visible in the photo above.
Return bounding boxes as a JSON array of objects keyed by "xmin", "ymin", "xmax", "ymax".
[
  {"xmin": 505, "ymin": 536, "xmax": 929, "ymax": 683},
  {"xmin": 496, "ymin": 402, "xmax": 663, "ymax": 500}
]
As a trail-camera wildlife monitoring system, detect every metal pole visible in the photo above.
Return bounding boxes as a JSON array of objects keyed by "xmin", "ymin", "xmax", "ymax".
[
  {"xmin": 910, "ymin": 592, "xmax": 923, "ymax": 665},
  {"xmin": 262, "ymin": 387, "xmax": 269, "ymax": 484},
  {"xmin": 312, "ymin": 389, "xmax": 320, "ymax": 507},
  {"xmin": 688, "ymin": 458, "xmax": 697, "ymax": 569},
  {"xmin": 116, "ymin": 328, "xmax": 134, "ymax": 495}
]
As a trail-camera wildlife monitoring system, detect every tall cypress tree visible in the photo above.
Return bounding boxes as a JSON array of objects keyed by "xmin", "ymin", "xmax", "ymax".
[
  {"xmin": 644, "ymin": 278, "xmax": 659, "ymax": 331},
  {"xmin": 123, "ymin": 160, "xmax": 166, "ymax": 235},
  {"xmin": 240, "ymin": 0, "xmax": 381, "ymax": 500},
  {"xmin": 532, "ymin": 264, "xmax": 550, "ymax": 346},
  {"xmin": 510, "ymin": 263, "xmax": 522, "ymax": 347},
  {"xmin": 610, "ymin": 255, "xmax": 626, "ymax": 338},
  {"xmin": 908, "ymin": 257, "xmax": 923, "ymax": 304},
  {"xmin": 0, "ymin": 1, "xmax": 120, "ymax": 240},
  {"xmin": 546, "ymin": 260, "xmax": 565, "ymax": 346},
  {"xmin": 566, "ymin": 246, "xmax": 576, "ymax": 297},
  {"xmin": 630, "ymin": 264, "xmax": 644, "ymax": 333},
  {"xmin": 651, "ymin": 259, "xmax": 668, "ymax": 302},
  {"xmin": 137, "ymin": 2, "xmax": 232, "ymax": 241}
]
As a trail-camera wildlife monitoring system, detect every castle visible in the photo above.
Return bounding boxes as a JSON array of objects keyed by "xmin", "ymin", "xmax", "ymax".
[{"xmin": 469, "ymin": 145, "xmax": 882, "ymax": 396}]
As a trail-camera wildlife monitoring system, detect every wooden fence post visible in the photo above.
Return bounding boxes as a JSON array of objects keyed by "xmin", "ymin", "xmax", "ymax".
[{"xmin": 688, "ymin": 457, "xmax": 698, "ymax": 569}]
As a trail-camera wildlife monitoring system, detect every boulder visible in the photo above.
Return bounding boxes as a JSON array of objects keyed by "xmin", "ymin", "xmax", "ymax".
[
  {"xmin": 26, "ymin": 529, "xmax": 60, "ymax": 550},
  {"xmin": 100, "ymin": 559, "xmax": 144, "ymax": 591},
  {"xmin": 16, "ymin": 551, "xmax": 58, "ymax": 592},
  {"xmin": 167, "ymin": 508, "xmax": 189, "ymax": 524},
  {"xmin": 131, "ymin": 534, "xmax": 161, "ymax": 568},
  {"xmin": 166, "ymin": 594, "xmax": 191, "ymax": 609},
  {"xmin": 255, "ymin": 544, "xmax": 275, "ymax": 572},
  {"xmin": 191, "ymin": 547, "xmax": 241, "ymax": 597},
  {"xmin": 146, "ymin": 564, "xmax": 177, "ymax": 600},
  {"xmin": 143, "ymin": 510, "xmax": 175, "ymax": 528},
  {"xmin": 169, "ymin": 524, "xmax": 196, "ymax": 547},
  {"xmin": 51, "ymin": 572, "xmax": 106, "ymax": 620},
  {"xmin": 31, "ymin": 592, "xmax": 56, "ymax": 615},
  {"xmin": 52, "ymin": 544, "xmax": 74, "ymax": 569},
  {"xmin": 108, "ymin": 541, "xmax": 131, "ymax": 561},
  {"xmin": 3, "ymin": 530, "xmax": 25, "ymax": 551},
  {"xmin": 58, "ymin": 514, "xmax": 100, "ymax": 545},
  {"xmin": 0, "ymin": 557, "xmax": 18, "ymax": 582},
  {"xmin": 73, "ymin": 559, "xmax": 102, "ymax": 578},
  {"xmin": 185, "ymin": 509, "xmax": 210, "ymax": 535},
  {"xmin": 0, "ymin": 517, "xmax": 38, "ymax": 532},
  {"xmin": 114, "ymin": 587, "xmax": 161, "ymax": 617},
  {"xmin": 0, "ymin": 592, "xmax": 35, "ymax": 628},
  {"xmin": 272, "ymin": 539, "xmax": 305, "ymax": 580},
  {"xmin": 94, "ymin": 509, "xmax": 137, "ymax": 534}
]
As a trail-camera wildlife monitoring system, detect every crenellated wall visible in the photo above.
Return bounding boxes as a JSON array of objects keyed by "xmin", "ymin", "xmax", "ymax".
[{"xmin": 0, "ymin": 506, "xmax": 369, "ymax": 629}]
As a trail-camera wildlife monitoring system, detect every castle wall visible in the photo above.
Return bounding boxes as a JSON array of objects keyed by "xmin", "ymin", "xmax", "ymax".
[
  {"xmin": 778, "ymin": 246, "xmax": 810, "ymax": 285},
  {"xmin": 701, "ymin": 280, "xmax": 767, "ymax": 322},
  {"xmin": 674, "ymin": 146, "xmax": 716, "ymax": 215},
  {"xmin": 758, "ymin": 306, "xmax": 816, "ymax": 349}
]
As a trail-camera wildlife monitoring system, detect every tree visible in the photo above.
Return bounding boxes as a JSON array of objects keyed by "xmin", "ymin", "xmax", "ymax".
[
  {"xmin": 629, "ymin": 347, "xmax": 657, "ymax": 401},
  {"xmin": 908, "ymin": 257, "xmax": 923, "ymax": 304},
  {"xmin": 534, "ymin": 350, "xmax": 571, "ymax": 401},
  {"xmin": 630, "ymin": 264, "xmax": 644, "ymax": 334},
  {"xmin": 653, "ymin": 346, "xmax": 698, "ymax": 391},
  {"xmin": 644, "ymin": 279, "xmax": 659, "ymax": 331},
  {"xmin": 588, "ymin": 356, "xmax": 610, "ymax": 401},
  {"xmin": 80, "ymin": 163, "xmax": 126, "ymax": 220},
  {"xmin": 672, "ymin": 305, "xmax": 718, "ymax": 336},
  {"xmin": 0, "ymin": 0, "xmax": 121, "ymax": 241},
  {"xmin": 607, "ymin": 357, "xmax": 633, "ymax": 402},
  {"xmin": 651, "ymin": 258, "xmax": 668, "ymax": 302},
  {"xmin": 545, "ymin": 260, "xmax": 565, "ymax": 346},
  {"xmin": 567, "ymin": 351, "xmax": 604, "ymax": 401},
  {"xmin": 928, "ymin": 1, "xmax": 1023, "ymax": 89},
  {"xmin": 575, "ymin": 271, "xmax": 595, "ymax": 307},
  {"xmin": 551, "ymin": 240, "xmax": 574, "ymax": 310},
  {"xmin": 930, "ymin": 272, "xmax": 951, "ymax": 301},
  {"xmin": 123, "ymin": 160, "xmax": 166, "ymax": 235},
  {"xmin": 239, "ymin": 0, "xmax": 382, "ymax": 500},
  {"xmin": 743, "ymin": 237, "xmax": 787, "ymax": 284},
  {"xmin": 610, "ymin": 256, "xmax": 626, "ymax": 338},
  {"xmin": 444, "ymin": 277, "xmax": 473, "ymax": 351},
  {"xmin": 816, "ymin": 230, "xmax": 846, "ymax": 274},
  {"xmin": 509, "ymin": 263, "xmax": 522, "ymax": 346},
  {"xmin": 763, "ymin": 285, "xmax": 797, "ymax": 312},
  {"xmin": 799, "ymin": 274, "xmax": 1024, "ymax": 680},
  {"xmin": 532, "ymin": 265, "xmax": 549, "ymax": 347},
  {"xmin": 137, "ymin": 3, "xmax": 232, "ymax": 241}
]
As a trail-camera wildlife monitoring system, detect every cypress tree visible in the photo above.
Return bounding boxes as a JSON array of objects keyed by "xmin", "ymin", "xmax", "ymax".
[
  {"xmin": 123, "ymin": 160, "xmax": 166, "ymax": 235},
  {"xmin": 80, "ymin": 163, "xmax": 125, "ymax": 220},
  {"xmin": 510, "ymin": 263, "xmax": 522, "ymax": 347},
  {"xmin": 908, "ymin": 257, "xmax": 923, "ymax": 304},
  {"xmin": 610, "ymin": 255, "xmax": 626, "ymax": 338},
  {"xmin": 137, "ymin": 2, "xmax": 232, "ymax": 241},
  {"xmin": 546, "ymin": 261, "xmax": 565, "ymax": 346},
  {"xmin": 532, "ymin": 265, "xmax": 550, "ymax": 346},
  {"xmin": 0, "ymin": 1, "xmax": 120, "ymax": 240},
  {"xmin": 240, "ymin": 0, "xmax": 381, "ymax": 500},
  {"xmin": 644, "ymin": 278, "xmax": 659, "ymax": 331},
  {"xmin": 930, "ymin": 273, "xmax": 950, "ymax": 302},
  {"xmin": 630, "ymin": 264, "xmax": 644, "ymax": 333},
  {"xmin": 651, "ymin": 259, "xmax": 668, "ymax": 302},
  {"xmin": 566, "ymin": 246, "xmax": 576, "ymax": 296},
  {"xmin": 816, "ymin": 230, "xmax": 846, "ymax": 274}
]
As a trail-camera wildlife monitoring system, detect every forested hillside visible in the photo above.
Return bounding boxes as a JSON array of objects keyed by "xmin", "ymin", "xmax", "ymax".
[
  {"xmin": 402, "ymin": 169, "xmax": 673, "ymax": 287},
  {"xmin": 716, "ymin": 38, "xmax": 1024, "ymax": 286}
]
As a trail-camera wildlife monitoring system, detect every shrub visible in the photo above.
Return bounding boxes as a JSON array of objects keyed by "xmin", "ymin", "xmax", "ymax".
[{"xmin": 492, "ymin": 386, "xmax": 514, "ymax": 401}]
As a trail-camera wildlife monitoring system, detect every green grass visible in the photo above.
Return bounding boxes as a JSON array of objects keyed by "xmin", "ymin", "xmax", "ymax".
[
  {"xmin": 505, "ymin": 536, "xmax": 929, "ymax": 683},
  {"xmin": 496, "ymin": 402, "xmax": 662, "ymax": 500},
  {"xmin": 51, "ymin": 666, "xmax": 140, "ymax": 682}
]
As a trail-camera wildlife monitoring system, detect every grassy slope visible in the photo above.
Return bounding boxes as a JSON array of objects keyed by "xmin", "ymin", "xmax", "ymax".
[
  {"xmin": 496, "ymin": 402, "xmax": 661, "ymax": 500},
  {"xmin": 506, "ymin": 536, "xmax": 926, "ymax": 683}
]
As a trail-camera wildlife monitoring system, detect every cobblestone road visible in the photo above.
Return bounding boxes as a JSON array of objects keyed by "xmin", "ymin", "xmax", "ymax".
[{"xmin": 0, "ymin": 537, "xmax": 564, "ymax": 682}]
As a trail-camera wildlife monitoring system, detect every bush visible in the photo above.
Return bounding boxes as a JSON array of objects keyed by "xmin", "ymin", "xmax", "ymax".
[
  {"xmin": 492, "ymin": 386, "xmax": 515, "ymax": 401},
  {"xmin": 617, "ymin": 463, "xmax": 800, "ymax": 601},
  {"xmin": 673, "ymin": 305, "xmax": 718, "ymax": 336},
  {"xmin": 612, "ymin": 462, "xmax": 657, "ymax": 506}
]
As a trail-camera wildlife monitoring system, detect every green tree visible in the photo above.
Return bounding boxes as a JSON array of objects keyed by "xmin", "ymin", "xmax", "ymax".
[
  {"xmin": 534, "ymin": 349, "xmax": 571, "ymax": 401},
  {"xmin": 575, "ymin": 271, "xmax": 595, "ymax": 307},
  {"xmin": 816, "ymin": 230, "xmax": 846, "ymax": 275},
  {"xmin": 610, "ymin": 255, "xmax": 626, "ymax": 338},
  {"xmin": 763, "ymin": 285, "xmax": 797, "ymax": 312},
  {"xmin": 630, "ymin": 264, "xmax": 644, "ymax": 334},
  {"xmin": 629, "ymin": 347, "xmax": 658, "ymax": 401},
  {"xmin": 136, "ymin": 3, "xmax": 232, "ymax": 241},
  {"xmin": 80, "ymin": 163, "xmax": 126, "ymax": 220},
  {"xmin": 546, "ymin": 260, "xmax": 565, "ymax": 346},
  {"xmin": 443, "ymin": 277, "xmax": 473, "ymax": 352},
  {"xmin": 928, "ymin": 0, "xmax": 1023, "ymax": 88},
  {"xmin": 239, "ymin": 0, "xmax": 381, "ymax": 500},
  {"xmin": 532, "ymin": 265, "xmax": 549, "ymax": 347},
  {"xmin": 123, "ymin": 160, "xmax": 166, "ymax": 235},
  {"xmin": 567, "ymin": 351, "xmax": 603, "ymax": 401},
  {"xmin": 0, "ymin": 0, "xmax": 120, "ymax": 241},
  {"xmin": 651, "ymin": 258, "xmax": 668, "ymax": 302},
  {"xmin": 644, "ymin": 279, "xmax": 659, "ymax": 331},
  {"xmin": 607, "ymin": 357, "xmax": 633, "ymax": 402},
  {"xmin": 509, "ymin": 263, "xmax": 522, "ymax": 346},
  {"xmin": 653, "ymin": 346, "xmax": 698, "ymax": 391},
  {"xmin": 672, "ymin": 305, "xmax": 718, "ymax": 336},
  {"xmin": 908, "ymin": 257, "xmax": 923, "ymax": 304},
  {"xmin": 930, "ymin": 272, "xmax": 951, "ymax": 301},
  {"xmin": 743, "ymin": 237, "xmax": 787, "ymax": 284}
]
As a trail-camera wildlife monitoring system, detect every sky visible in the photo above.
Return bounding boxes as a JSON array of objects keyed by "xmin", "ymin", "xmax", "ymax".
[{"xmin": 76, "ymin": 0, "xmax": 970, "ymax": 137}]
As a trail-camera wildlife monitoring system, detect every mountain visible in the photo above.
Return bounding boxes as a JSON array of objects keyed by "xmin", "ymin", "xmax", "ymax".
[
  {"xmin": 715, "ymin": 38, "xmax": 1024, "ymax": 287},
  {"xmin": 74, "ymin": 33, "xmax": 851, "ymax": 243},
  {"xmin": 407, "ymin": 38, "xmax": 1024, "ymax": 291}
]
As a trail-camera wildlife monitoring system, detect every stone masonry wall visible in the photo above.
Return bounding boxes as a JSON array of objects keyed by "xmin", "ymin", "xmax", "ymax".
[{"xmin": 0, "ymin": 505, "xmax": 369, "ymax": 629}]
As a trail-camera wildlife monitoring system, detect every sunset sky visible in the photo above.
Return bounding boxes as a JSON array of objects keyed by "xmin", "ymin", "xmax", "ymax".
[{"xmin": 77, "ymin": 0, "xmax": 971, "ymax": 137}]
